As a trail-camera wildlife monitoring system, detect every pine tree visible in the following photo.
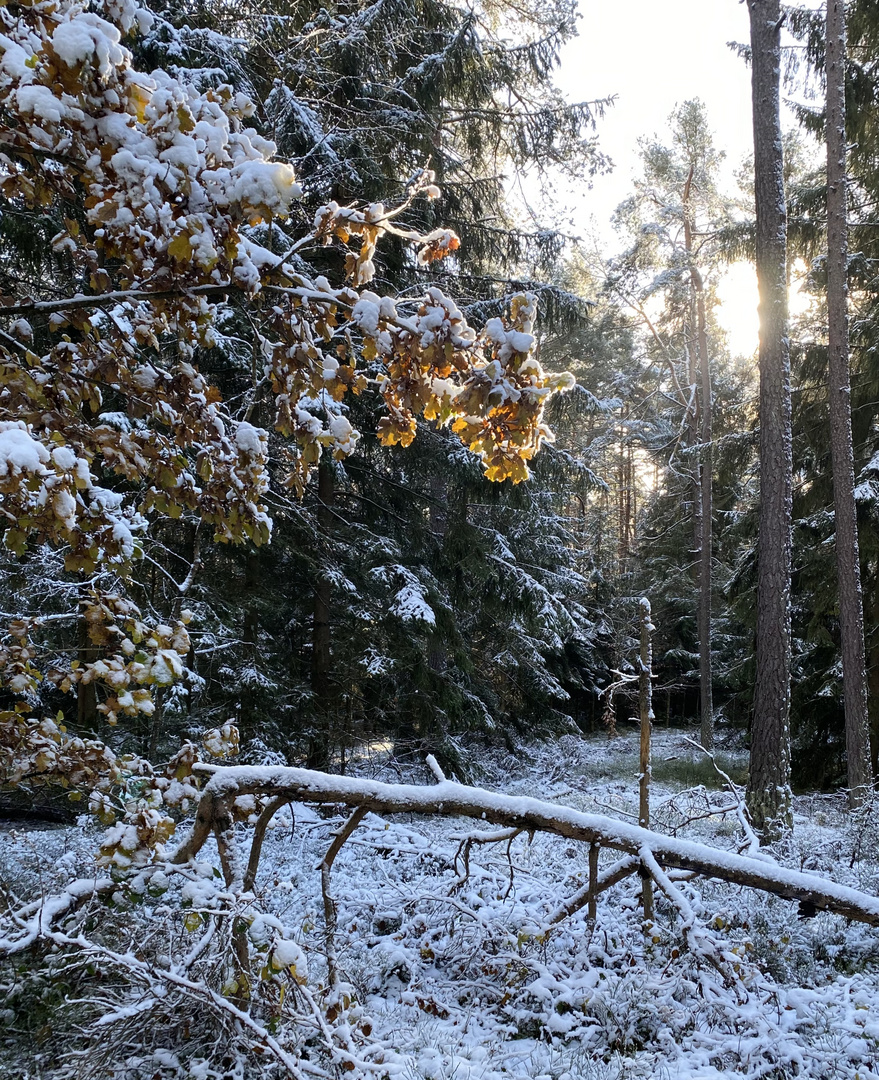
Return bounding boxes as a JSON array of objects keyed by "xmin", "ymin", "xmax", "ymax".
[
  {"xmin": 594, "ymin": 102, "xmax": 734, "ymax": 739},
  {"xmin": 825, "ymin": 0, "xmax": 873, "ymax": 804},
  {"xmin": 746, "ymin": 0, "xmax": 794, "ymax": 837}
]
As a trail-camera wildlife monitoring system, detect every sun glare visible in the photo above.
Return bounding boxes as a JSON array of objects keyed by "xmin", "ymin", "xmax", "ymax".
[
  {"xmin": 716, "ymin": 260, "xmax": 814, "ymax": 359},
  {"xmin": 716, "ymin": 262, "xmax": 759, "ymax": 358}
]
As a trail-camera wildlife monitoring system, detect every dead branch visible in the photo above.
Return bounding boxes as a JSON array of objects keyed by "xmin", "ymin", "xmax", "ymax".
[
  {"xmin": 544, "ymin": 854, "xmax": 640, "ymax": 927},
  {"xmin": 44, "ymin": 929, "xmax": 311, "ymax": 1080},
  {"xmin": 0, "ymin": 876, "xmax": 114, "ymax": 955},
  {"xmin": 245, "ymin": 795, "xmax": 293, "ymax": 893},
  {"xmin": 450, "ymin": 826, "xmax": 521, "ymax": 889},
  {"xmin": 319, "ymin": 807, "xmax": 368, "ymax": 985},
  {"xmin": 176, "ymin": 765, "xmax": 879, "ymax": 927},
  {"xmin": 640, "ymin": 846, "xmax": 745, "ymax": 998},
  {"xmin": 682, "ymin": 736, "xmax": 764, "ymax": 859}
]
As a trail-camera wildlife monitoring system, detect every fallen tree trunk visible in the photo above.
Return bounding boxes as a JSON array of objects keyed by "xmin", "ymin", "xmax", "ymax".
[{"xmin": 173, "ymin": 764, "xmax": 879, "ymax": 927}]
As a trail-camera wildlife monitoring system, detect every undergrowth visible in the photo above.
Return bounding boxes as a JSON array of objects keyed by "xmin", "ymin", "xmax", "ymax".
[{"xmin": 2, "ymin": 730, "xmax": 879, "ymax": 1080}]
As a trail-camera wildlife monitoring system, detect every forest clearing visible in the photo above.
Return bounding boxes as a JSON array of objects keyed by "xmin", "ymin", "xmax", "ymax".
[{"xmin": 4, "ymin": 0, "xmax": 879, "ymax": 1075}]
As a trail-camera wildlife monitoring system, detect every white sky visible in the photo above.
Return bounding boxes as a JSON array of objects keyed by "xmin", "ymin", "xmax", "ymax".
[
  {"xmin": 543, "ymin": 0, "xmax": 821, "ymax": 356},
  {"xmin": 555, "ymin": 0, "xmax": 755, "ymax": 244}
]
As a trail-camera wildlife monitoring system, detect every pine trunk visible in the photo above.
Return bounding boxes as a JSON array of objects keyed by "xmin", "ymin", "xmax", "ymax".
[
  {"xmin": 746, "ymin": 0, "xmax": 793, "ymax": 838},
  {"xmin": 697, "ymin": 282, "xmax": 714, "ymax": 751},
  {"xmin": 683, "ymin": 166, "xmax": 714, "ymax": 751},
  {"xmin": 639, "ymin": 598, "xmax": 654, "ymax": 923},
  {"xmin": 867, "ymin": 572, "xmax": 879, "ymax": 776},
  {"xmin": 826, "ymin": 0, "xmax": 874, "ymax": 805},
  {"xmin": 76, "ymin": 583, "xmax": 98, "ymax": 734},
  {"xmin": 688, "ymin": 300, "xmax": 703, "ymax": 588}
]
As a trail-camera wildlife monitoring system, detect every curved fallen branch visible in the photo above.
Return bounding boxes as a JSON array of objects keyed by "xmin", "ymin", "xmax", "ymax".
[{"xmin": 172, "ymin": 765, "xmax": 879, "ymax": 926}]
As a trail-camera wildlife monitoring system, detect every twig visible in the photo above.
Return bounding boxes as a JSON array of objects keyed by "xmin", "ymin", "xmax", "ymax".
[
  {"xmin": 640, "ymin": 845, "xmax": 744, "ymax": 997},
  {"xmin": 244, "ymin": 795, "xmax": 293, "ymax": 892},
  {"xmin": 544, "ymin": 855, "xmax": 639, "ymax": 928},
  {"xmin": 682, "ymin": 737, "xmax": 768, "ymax": 860},
  {"xmin": 319, "ymin": 807, "xmax": 368, "ymax": 985},
  {"xmin": 451, "ymin": 826, "xmax": 521, "ymax": 890}
]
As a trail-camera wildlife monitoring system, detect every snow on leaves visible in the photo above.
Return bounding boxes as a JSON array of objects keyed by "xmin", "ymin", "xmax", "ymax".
[
  {"xmin": 0, "ymin": 0, "xmax": 573, "ymax": 857},
  {"xmin": 1, "ymin": 0, "xmax": 572, "ymax": 517}
]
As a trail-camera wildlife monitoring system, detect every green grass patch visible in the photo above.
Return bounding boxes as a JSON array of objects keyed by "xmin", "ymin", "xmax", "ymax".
[{"xmin": 650, "ymin": 753, "xmax": 748, "ymax": 790}]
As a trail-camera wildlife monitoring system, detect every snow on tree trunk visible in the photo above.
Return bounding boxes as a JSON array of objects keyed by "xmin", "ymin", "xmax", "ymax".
[
  {"xmin": 309, "ymin": 451, "xmax": 335, "ymax": 771},
  {"xmin": 683, "ymin": 164, "xmax": 715, "ymax": 752}
]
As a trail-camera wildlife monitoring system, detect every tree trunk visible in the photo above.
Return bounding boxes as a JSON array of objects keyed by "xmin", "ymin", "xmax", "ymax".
[
  {"xmin": 617, "ymin": 412, "xmax": 628, "ymax": 572},
  {"xmin": 746, "ymin": 0, "xmax": 793, "ymax": 838},
  {"xmin": 867, "ymin": 569, "xmax": 879, "ymax": 776},
  {"xmin": 687, "ymin": 305, "xmax": 703, "ymax": 583},
  {"xmin": 309, "ymin": 452, "xmax": 335, "ymax": 771},
  {"xmin": 826, "ymin": 0, "xmax": 874, "ymax": 805},
  {"xmin": 683, "ymin": 165, "xmax": 714, "ymax": 751},
  {"xmin": 696, "ymin": 278, "xmax": 714, "ymax": 751},
  {"xmin": 175, "ymin": 766, "xmax": 879, "ymax": 927},
  {"xmin": 76, "ymin": 583, "xmax": 98, "ymax": 734},
  {"xmin": 638, "ymin": 598, "xmax": 654, "ymax": 924},
  {"xmin": 239, "ymin": 549, "xmax": 260, "ymax": 746}
]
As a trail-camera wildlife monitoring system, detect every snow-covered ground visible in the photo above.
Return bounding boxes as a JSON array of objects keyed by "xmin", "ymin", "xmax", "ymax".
[{"xmin": 4, "ymin": 728, "xmax": 879, "ymax": 1079}]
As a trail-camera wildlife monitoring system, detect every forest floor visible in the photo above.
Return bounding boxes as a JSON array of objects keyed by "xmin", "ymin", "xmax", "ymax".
[{"xmin": 5, "ymin": 726, "xmax": 879, "ymax": 1079}]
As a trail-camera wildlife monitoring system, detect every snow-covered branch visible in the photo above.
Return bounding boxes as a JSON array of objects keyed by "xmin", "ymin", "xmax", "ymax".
[{"xmin": 173, "ymin": 765, "xmax": 879, "ymax": 926}]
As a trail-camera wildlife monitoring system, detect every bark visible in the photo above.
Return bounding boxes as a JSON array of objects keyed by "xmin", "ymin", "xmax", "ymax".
[
  {"xmin": 686, "ymin": 307, "xmax": 702, "ymax": 580},
  {"xmin": 638, "ymin": 598, "xmax": 653, "ymax": 833},
  {"xmin": 697, "ymin": 279, "xmax": 714, "ymax": 752},
  {"xmin": 174, "ymin": 765, "xmax": 879, "ymax": 927},
  {"xmin": 146, "ymin": 687, "xmax": 165, "ymax": 761},
  {"xmin": 238, "ymin": 549, "xmax": 260, "ymax": 745},
  {"xmin": 427, "ymin": 472, "xmax": 449, "ymax": 677},
  {"xmin": 826, "ymin": 0, "xmax": 874, "ymax": 805},
  {"xmin": 309, "ymin": 452, "xmax": 335, "ymax": 771},
  {"xmin": 638, "ymin": 598, "xmax": 654, "ymax": 923},
  {"xmin": 683, "ymin": 165, "xmax": 714, "ymax": 751},
  {"xmin": 617, "ymin": 413, "xmax": 628, "ymax": 571},
  {"xmin": 746, "ymin": 0, "xmax": 793, "ymax": 838},
  {"xmin": 76, "ymin": 585, "xmax": 98, "ymax": 734},
  {"xmin": 868, "ymin": 569, "xmax": 879, "ymax": 775}
]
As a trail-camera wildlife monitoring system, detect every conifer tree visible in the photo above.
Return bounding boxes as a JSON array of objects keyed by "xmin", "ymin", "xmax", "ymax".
[
  {"xmin": 825, "ymin": 0, "xmax": 873, "ymax": 803},
  {"xmin": 0, "ymin": 0, "xmax": 577, "ymax": 801},
  {"xmin": 746, "ymin": 0, "xmax": 794, "ymax": 837}
]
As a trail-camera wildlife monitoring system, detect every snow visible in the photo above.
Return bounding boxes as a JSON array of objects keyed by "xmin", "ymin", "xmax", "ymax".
[
  {"xmin": 132, "ymin": 364, "xmax": 160, "ymax": 391},
  {"xmin": 6, "ymin": 731, "xmax": 879, "ymax": 1079},
  {"xmin": 0, "ymin": 421, "xmax": 50, "ymax": 477},
  {"xmin": 233, "ymin": 421, "xmax": 266, "ymax": 456},
  {"xmin": 507, "ymin": 330, "xmax": 535, "ymax": 354},
  {"xmin": 51, "ymin": 446, "xmax": 77, "ymax": 471},
  {"xmin": 391, "ymin": 582, "xmax": 436, "ymax": 625},
  {"xmin": 51, "ymin": 12, "xmax": 126, "ymax": 77},
  {"xmin": 271, "ymin": 937, "xmax": 307, "ymax": 975},
  {"xmin": 352, "ymin": 293, "xmax": 382, "ymax": 335},
  {"xmin": 192, "ymin": 761, "xmax": 879, "ymax": 919},
  {"xmin": 14, "ymin": 85, "xmax": 64, "ymax": 124},
  {"xmin": 52, "ymin": 489, "xmax": 77, "ymax": 528},
  {"xmin": 227, "ymin": 159, "xmax": 302, "ymax": 215}
]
